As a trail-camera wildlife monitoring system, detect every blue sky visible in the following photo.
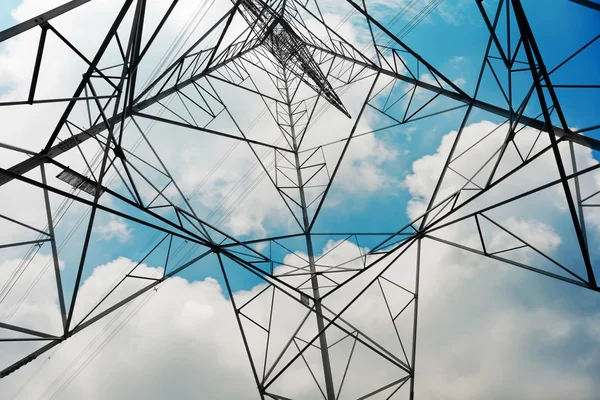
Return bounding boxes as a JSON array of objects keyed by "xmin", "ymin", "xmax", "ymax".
[
  {"xmin": 1, "ymin": 1, "xmax": 600, "ymax": 399},
  {"xmin": 1, "ymin": 0, "xmax": 597, "ymax": 293},
  {"xmin": 1, "ymin": 0, "xmax": 599, "ymax": 337},
  {"xmin": 0, "ymin": 0, "xmax": 21, "ymax": 31}
]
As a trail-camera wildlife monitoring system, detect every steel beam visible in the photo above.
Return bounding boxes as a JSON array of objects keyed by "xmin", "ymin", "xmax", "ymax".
[
  {"xmin": 0, "ymin": 0, "xmax": 92, "ymax": 43},
  {"xmin": 569, "ymin": 0, "xmax": 600, "ymax": 12},
  {"xmin": 303, "ymin": 42, "xmax": 600, "ymax": 152},
  {"xmin": 284, "ymin": 67, "xmax": 336, "ymax": 400},
  {"xmin": 0, "ymin": 42, "xmax": 260, "ymax": 187}
]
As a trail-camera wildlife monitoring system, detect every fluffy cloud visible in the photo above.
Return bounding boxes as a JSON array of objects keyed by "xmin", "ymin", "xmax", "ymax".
[
  {"xmin": 0, "ymin": 0, "xmax": 402, "ymax": 238},
  {"xmin": 94, "ymin": 218, "xmax": 132, "ymax": 242},
  {"xmin": 1, "ymin": 1, "xmax": 600, "ymax": 400},
  {"xmin": 2, "ymin": 116, "xmax": 600, "ymax": 398},
  {"xmin": 404, "ymin": 120, "xmax": 600, "ymax": 233},
  {"xmin": 0, "ymin": 257, "xmax": 258, "ymax": 400},
  {"xmin": 1, "ymin": 230, "xmax": 599, "ymax": 399}
]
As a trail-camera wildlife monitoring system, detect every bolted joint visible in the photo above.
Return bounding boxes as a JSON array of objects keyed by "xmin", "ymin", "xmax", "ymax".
[
  {"xmin": 112, "ymin": 145, "xmax": 125, "ymax": 159},
  {"xmin": 414, "ymin": 230, "xmax": 427, "ymax": 240}
]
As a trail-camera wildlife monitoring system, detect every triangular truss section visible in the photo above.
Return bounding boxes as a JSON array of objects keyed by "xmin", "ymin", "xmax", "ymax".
[{"xmin": 0, "ymin": 1, "xmax": 599, "ymax": 399}]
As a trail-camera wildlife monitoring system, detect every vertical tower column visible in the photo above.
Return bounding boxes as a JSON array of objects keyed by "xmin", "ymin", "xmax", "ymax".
[{"xmin": 282, "ymin": 67, "xmax": 337, "ymax": 399}]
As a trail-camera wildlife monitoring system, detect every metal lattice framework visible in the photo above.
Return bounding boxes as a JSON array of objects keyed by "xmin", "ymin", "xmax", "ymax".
[{"xmin": 0, "ymin": 0, "xmax": 599, "ymax": 398}]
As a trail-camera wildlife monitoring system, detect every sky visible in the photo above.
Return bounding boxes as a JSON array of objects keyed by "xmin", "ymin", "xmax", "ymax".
[
  {"xmin": 0, "ymin": 0, "xmax": 21, "ymax": 31},
  {"xmin": 0, "ymin": 0, "xmax": 599, "ymax": 399}
]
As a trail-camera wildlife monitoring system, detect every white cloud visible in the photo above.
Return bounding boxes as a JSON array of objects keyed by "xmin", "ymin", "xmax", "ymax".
[
  {"xmin": 0, "ymin": 231, "xmax": 599, "ymax": 399},
  {"xmin": 450, "ymin": 56, "xmax": 465, "ymax": 65},
  {"xmin": 0, "ymin": 2, "xmax": 599, "ymax": 400},
  {"xmin": 0, "ymin": 257, "xmax": 258, "ymax": 400},
  {"xmin": 403, "ymin": 120, "xmax": 600, "ymax": 232},
  {"xmin": 452, "ymin": 77, "xmax": 466, "ymax": 87},
  {"xmin": 94, "ymin": 218, "xmax": 133, "ymax": 243}
]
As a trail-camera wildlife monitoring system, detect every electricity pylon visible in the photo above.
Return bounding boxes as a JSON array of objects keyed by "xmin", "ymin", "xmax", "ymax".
[{"xmin": 0, "ymin": 0, "xmax": 598, "ymax": 398}]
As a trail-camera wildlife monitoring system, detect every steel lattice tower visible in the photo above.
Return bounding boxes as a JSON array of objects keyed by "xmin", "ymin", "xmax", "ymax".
[{"xmin": 0, "ymin": 0, "xmax": 599, "ymax": 398}]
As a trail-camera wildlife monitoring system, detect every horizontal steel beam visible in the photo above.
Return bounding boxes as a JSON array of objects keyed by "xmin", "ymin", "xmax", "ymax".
[
  {"xmin": 305, "ymin": 43, "xmax": 600, "ymax": 152},
  {"xmin": 2, "ymin": 5, "xmax": 598, "ymax": 192},
  {"xmin": 569, "ymin": 0, "xmax": 600, "ymax": 12},
  {"xmin": 0, "ymin": 0, "xmax": 92, "ymax": 43},
  {"xmin": 0, "ymin": 43, "xmax": 259, "ymax": 187}
]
